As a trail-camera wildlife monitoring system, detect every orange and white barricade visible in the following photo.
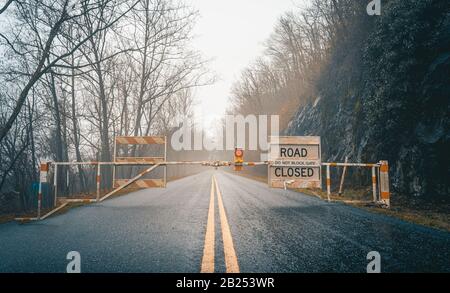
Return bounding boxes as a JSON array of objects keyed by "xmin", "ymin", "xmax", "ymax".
[
  {"xmin": 113, "ymin": 136, "xmax": 167, "ymax": 189},
  {"xmin": 379, "ymin": 160, "xmax": 390, "ymax": 207}
]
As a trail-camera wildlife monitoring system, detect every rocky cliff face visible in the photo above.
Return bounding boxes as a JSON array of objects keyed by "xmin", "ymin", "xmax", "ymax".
[
  {"xmin": 285, "ymin": 0, "xmax": 449, "ymax": 199},
  {"xmin": 285, "ymin": 94, "xmax": 373, "ymax": 189}
]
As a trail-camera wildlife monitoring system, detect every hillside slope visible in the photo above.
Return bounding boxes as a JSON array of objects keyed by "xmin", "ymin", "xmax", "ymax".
[{"xmin": 286, "ymin": 0, "xmax": 449, "ymax": 199}]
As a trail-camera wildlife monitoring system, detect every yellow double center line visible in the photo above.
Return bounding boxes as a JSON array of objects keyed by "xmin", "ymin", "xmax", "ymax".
[
  {"xmin": 200, "ymin": 175, "xmax": 240, "ymax": 273},
  {"xmin": 200, "ymin": 176, "xmax": 216, "ymax": 273}
]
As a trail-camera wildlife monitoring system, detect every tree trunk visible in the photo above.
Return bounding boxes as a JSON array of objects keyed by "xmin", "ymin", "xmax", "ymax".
[
  {"xmin": 70, "ymin": 55, "xmax": 87, "ymax": 191},
  {"xmin": 93, "ymin": 48, "xmax": 112, "ymax": 188},
  {"xmin": 49, "ymin": 69, "xmax": 68, "ymax": 195}
]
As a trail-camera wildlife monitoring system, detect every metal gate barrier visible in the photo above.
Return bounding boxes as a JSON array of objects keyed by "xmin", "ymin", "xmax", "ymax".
[
  {"xmin": 322, "ymin": 161, "xmax": 390, "ymax": 206},
  {"xmin": 17, "ymin": 136, "xmax": 391, "ymax": 221}
]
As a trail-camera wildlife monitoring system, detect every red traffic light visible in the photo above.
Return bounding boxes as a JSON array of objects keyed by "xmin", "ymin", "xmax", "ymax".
[{"xmin": 234, "ymin": 148, "xmax": 243, "ymax": 171}]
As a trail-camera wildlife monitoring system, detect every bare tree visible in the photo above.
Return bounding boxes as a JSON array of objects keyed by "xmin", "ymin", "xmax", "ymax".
[
  {"xmin": 122, "ymin": 0, "xmax": 210, "ymax": 157},
  {"xmin": 0, "ymin": 0, "xmax": 139, "ymax": 144},
  {"xmin": 230, "ymin": 1, "xmax": 345, "ymax": 126},
  {"xmin": 0, "ymin": 0, "xmax": 211, "ymax": 210}
]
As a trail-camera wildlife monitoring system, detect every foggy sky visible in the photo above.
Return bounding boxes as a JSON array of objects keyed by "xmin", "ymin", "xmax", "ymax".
[{"xmin": 188, "ymin": 0, "xmax": 302, "ymax": 127}]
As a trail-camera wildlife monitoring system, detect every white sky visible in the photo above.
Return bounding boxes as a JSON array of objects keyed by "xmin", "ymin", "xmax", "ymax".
[{"xmin": 187, "ymin": 0, "xmax": 300, "ymax": 126}]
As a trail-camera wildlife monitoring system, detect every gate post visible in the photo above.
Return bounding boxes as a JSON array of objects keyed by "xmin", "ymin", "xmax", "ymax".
[
  {"xmin": 371, "ymin": 166, "xmax": 377, "ymax": 202},
  {"xmin": 379, "ymin": 161, "xmax": 390, "ymax": 208},
  {"xmin": 112, "ymin": 136, "xmax": 117, "ymax": 190},
  {"xmin": 338, "ymin": 156, "xmax": 348, "ymax": 196},
  {"xmin": 53, "ymin": 163, "xmax": 58, "ymax": 207},
  {"xmin": 38, "ymin": 162, "xmax": 49, "ymax": 219},
  {"xmin": 96, "ymin": 163, "xmax": 101, "ymax": 202},
  {"xmin": 326, "ymin": 165, "xmax": 331, "ymax": 202}
]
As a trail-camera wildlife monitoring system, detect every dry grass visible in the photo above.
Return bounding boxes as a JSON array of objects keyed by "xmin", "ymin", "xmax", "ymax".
[
  {"xmin": 361, "ymin": 195, "xmax": 450, "ymax": 232},
  {"xmin": 0, "ymin": 213, "xmax": 16, "ymax": 224},
  {"xmin": 298, "ymin": 188, "xmax": 450, "ymax": 232}
]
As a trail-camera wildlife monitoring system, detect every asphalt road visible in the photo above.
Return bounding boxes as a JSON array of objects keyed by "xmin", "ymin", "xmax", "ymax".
[{"xmin": 0, "ymin": 170, "xmax": 449, "ymax": 272}]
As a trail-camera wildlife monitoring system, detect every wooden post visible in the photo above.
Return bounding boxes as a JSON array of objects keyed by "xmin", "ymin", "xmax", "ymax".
[{"xmin": 338, "ymin": 156, "xmax": 348, "ymax": 196}]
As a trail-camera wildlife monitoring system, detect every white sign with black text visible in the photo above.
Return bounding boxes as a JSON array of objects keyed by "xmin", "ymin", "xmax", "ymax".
[{"xmin": 268, "ymin": 136, "xmax": 321, "ymax": 189}]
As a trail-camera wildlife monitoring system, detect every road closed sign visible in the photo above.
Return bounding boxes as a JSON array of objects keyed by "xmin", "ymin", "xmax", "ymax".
[{"xmin": 268, "ymin": 136, "xmax": 321, "ymax": 189}]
